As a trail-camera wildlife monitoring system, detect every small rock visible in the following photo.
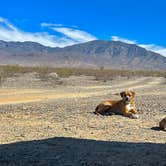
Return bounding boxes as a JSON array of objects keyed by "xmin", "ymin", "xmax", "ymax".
[{"xmin": 48, "ymin": 72, "xmax": 59, "ymax": 78}]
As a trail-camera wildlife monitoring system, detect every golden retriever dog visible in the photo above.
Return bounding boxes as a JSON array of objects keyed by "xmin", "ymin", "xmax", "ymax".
[{"xmin": 95, "ymin": 91, "xmax": 140, "ymax": 119}]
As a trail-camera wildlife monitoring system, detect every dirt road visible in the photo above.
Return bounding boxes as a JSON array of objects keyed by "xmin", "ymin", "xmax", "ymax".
[{"xmin": 0, "ymin": 77, "xmax": 165, "ymax": 105}]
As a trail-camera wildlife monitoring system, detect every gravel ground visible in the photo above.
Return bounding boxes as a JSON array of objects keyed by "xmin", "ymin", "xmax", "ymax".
[{"xmin": 0, "ymin": 74, "xmax": 165, "ymax": 166}]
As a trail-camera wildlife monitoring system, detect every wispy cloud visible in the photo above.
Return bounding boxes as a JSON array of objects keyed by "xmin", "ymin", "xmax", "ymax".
[
  {"xmin": 41, "ymin": 22, "xmax": 63, "ymax": 27},
  {"xmin": 111, "ymin": 36, "xmax": 166, "ymax": 57},
  {"xmin": 52, "ymin": 27, "xmax": 97, "ymax": 43},
  {"xmin": 41, "ymin": 22, "xmax": 97, "ymax": 43},
  {"xmin": 111, "ymin": 36, "xmax": 136, "ymax": 44},
  {"xmin": 0, "ymin": 17, "xmax": 97, "ymax": 47},
  {"xmin": 139, "ymin": 44, "xmax": 166, "ymax": 57},
  {"xmin": 41, "ymin": 22, "xmax": 78, "ymax": 28}
]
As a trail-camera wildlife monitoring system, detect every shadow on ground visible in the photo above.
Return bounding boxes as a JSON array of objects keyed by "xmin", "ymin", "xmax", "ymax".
[
  {"xmin": 151, "ymin": 126, "xmax": 161, "ymax": 131},
  {"xmin": 0, "ymin": 137, "xmax": 165, "ymax": 166}
]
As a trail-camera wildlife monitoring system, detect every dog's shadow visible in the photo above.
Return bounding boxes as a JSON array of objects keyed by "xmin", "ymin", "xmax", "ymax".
[
  {"xmin": 151, "ymin": 126, "xmax": 161, "ymax": 131},
  {"xmin": 93, "ymin": 111, "xmax": 116, "ymax": 116}
]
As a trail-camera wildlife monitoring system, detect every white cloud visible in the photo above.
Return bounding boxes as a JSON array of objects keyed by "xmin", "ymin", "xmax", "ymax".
[
  {"xmin": 139, "ymin": 44, "xmax": 166, "ymax": 56},
  {"xmin": 41, "ymin": 22, "xmax": 97, "ymax": 42},
  {"xmin": 52, "ymin": 27, "xmax": 97, "ymax": 42},
  {"xmin": 154, "ymin": 49, "xmax": 166, "ymax": 56},
  {"xmin": 0, "ymin": 17, "xmax": 97, "ymax": 47},
  {"xmin": 41, "ymin": 22, "xmax": 78, "ymax": 28},
  {"xmin": 41, "ymin": 22, "xmax": 63, "ymax": 27},
  {"xmin": 111, "ymin": 35, "xmax": 166, "ymax": 57},
  {"xmin": 0, "ymin": 17, "xmax": 17, "ymax": 31},
  {"xmin": 111, "ymin": 36, "xmax": 136, "ymax": 44}
]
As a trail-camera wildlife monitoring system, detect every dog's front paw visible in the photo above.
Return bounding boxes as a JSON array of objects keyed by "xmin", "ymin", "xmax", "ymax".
[{"xmin": 130, "ymin": 114, "xmax": 139, "ymax": 119}]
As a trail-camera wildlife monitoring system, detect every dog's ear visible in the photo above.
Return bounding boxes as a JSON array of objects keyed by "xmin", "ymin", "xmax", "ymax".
[
  {"xmin": 120, "ymin": 91, "xmax": 125, "ymax": 98},
  {"xmin": 131, "ymin": 91, "xmax": 135, "ymax": 97}
]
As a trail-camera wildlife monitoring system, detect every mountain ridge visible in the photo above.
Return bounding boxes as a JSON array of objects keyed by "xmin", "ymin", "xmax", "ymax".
[{"xmin": 0, "ymin": 40, "xmax": 165, "ymax": 70}]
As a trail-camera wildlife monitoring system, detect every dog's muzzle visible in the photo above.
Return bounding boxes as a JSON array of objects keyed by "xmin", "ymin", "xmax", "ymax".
[{"xmin": 125, "ymin": 96, "xmax": 130, "ymax": 103}]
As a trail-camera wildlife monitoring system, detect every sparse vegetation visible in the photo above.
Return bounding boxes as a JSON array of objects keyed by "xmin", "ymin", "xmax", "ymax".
[
  {"xmin": 0, "ymin": 65, "xmax": 165, "ymax": 166},
  {"xmin": 0, "ymin": 65, "xmax": 165, "ymax": 83}
]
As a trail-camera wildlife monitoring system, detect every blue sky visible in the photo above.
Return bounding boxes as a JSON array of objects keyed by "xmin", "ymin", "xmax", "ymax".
[{"xmin": 0, "ymin": 0, "xmax": 166, "ymax": 56}]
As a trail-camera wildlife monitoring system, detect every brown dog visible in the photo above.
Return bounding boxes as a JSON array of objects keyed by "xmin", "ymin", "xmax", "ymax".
[
  {"xmin": 159, "ymin": 117, "xmax": 166, "ymax": 131},
  {"xmin": 95, "ymin": 91, "xmax": 140, "ymax": 118}
]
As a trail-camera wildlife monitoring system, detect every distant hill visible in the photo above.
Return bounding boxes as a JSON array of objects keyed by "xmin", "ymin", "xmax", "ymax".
[{"xmin": 0, "ymin": 40, "xmax": 166, "ymax": 70}]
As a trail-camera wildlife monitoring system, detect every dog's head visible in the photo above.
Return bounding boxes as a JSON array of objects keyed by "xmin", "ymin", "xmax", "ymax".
[{"xmin": 120, "ymin": 91, "xmax": 135, "ymax": 104}]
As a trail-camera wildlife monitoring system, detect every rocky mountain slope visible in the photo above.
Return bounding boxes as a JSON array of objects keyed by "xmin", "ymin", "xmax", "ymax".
[{"xmin": 0, "ymin": 40, "xmax": 166, "ymax": 70}]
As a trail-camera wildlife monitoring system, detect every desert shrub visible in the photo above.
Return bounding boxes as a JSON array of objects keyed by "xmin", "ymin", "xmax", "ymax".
[{"xmin": 0, "ymin": 65, "xmax": 165, "ymax": 82}]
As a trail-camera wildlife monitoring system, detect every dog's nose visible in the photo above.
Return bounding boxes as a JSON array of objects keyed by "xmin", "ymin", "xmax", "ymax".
[{"xmin": 126, "ymin": 96, "xmax": 130, "ymax": 101}]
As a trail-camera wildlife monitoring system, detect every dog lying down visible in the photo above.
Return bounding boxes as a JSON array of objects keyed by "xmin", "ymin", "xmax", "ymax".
[{"xmin": 95, "ymin": 91, "xmax": 142, "ymax": 119}]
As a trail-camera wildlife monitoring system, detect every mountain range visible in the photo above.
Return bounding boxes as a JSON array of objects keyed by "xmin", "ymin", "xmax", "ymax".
[{"xmin": 0, "ymin": 40, "xmax": 166, "ymax": 70}]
